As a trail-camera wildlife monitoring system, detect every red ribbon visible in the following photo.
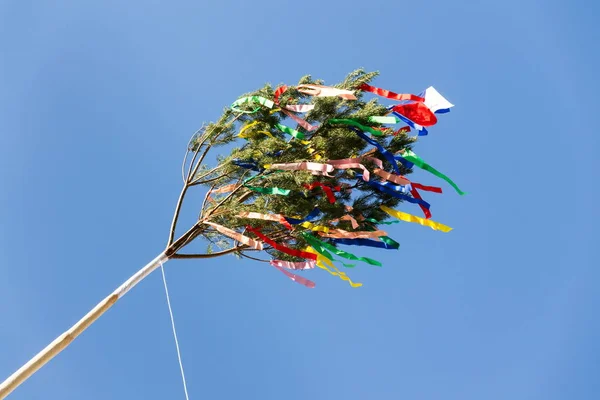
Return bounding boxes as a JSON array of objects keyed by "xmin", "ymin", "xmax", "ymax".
[
  {"xmin": 303, "ymin": 182, "xmax": 341, "ymax": 204},
  {"xmin": 246, "ymin": 226, "xmax": 317, "ymax": 260},
  {"xmin": 409, "ymin": 186, "xmax": 431, "ymax": 219},
  {"xmin": 359, "ymin": 83, "xmax": 424, "ymax": 102},
  {"xmin": 411, "ymin": 182, "xmax": 443, "ymax": 193},
  {"xmin": 394, "ymin": 126, "xmax": 411, "ymax": 135}
]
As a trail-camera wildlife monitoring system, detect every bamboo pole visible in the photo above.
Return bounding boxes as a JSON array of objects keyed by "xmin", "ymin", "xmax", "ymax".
[{"xmin": 0, "ymin": 252, "xmax": 169, "ymax": 399}]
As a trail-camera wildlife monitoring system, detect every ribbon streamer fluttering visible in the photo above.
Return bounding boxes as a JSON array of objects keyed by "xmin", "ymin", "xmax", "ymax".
[
  {"xmin": 203, "ymin": 222, "xmax": 264, "ymax": 250},
  {"xmin": 380, "ymin": 205, "xmax": 452, "ymax": 232},
  {"xmin": 359, "ymin": 83, "xmax": 425, "ymax": 102},
  {"xmin": 271, "ymin": 263, "xmax": 316, "ymax": 288},
  {"xmin": 297, "ymin": 84, "xmax": 357, "ymax": 100},
  {"xmin": 302, "ymin": 233, "xmax": 382, "ymax": 267},
  {"xmin": 304, "ymin": 247, "xmax": 362, "ymax": 288},
  {"xmin": 400, "ymin": 149, "xmax": 465, "ymax": 195},
  {"xmin": 231, "ymin": 96, "xmax": 274, "ymax": 114},
  {"xmin": 246, "ymin": 226, "xmax": 318, "ymax": 260}
]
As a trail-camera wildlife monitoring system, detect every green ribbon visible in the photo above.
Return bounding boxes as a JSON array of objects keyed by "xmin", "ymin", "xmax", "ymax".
[
  {"xmin": 368, "ymin": 116, "xmax": 399, "ymax": 124},
  {"xmin": 328, "ymin": 119, "xmax": 384, "ymax": 137},
  {"xmin": 275, "ymin": 123, "xmax": 306, "ymax": 140},
  {"xmin": 400, "ymin": 149, "xmax": 466, "ymax": 195},
  {"xmin": 365, "ymin": 218, "xmax": 399, "ymax": 225},
  {"xmin": 241, "ymin": 171, "xmax": 290, "ymax": 195},
  {"xmin": 244, "ymin": 186, "xmax": 291, "ymax": 196},
  {"xmin": 363, "ymin": 225, "xmax": 400, "ymax": 249},
  {"xmin": 301, "ymin": 232, "xmax": 382, "ymax": 267},
  {"xmin": 300, "ymin": 233, "xmax": 356, "ymax": 268},
  {"xmin": 231, "ymin": 96, "xmax": 274, "ymax": 114}
]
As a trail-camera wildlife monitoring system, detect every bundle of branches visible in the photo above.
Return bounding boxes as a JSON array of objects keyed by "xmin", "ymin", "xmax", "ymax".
[{"xmin": 170, "ymin": 68, "xmax": 462, "ymax": 287}]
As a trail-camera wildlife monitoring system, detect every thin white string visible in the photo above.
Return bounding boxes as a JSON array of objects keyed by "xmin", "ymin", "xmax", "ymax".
[{"xmin": 160, "ymin": 263, "xmax": 190, "ymax": 400}]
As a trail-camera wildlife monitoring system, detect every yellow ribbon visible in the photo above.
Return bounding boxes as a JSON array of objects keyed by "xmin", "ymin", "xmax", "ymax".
[
  {"xmin": 300, "ymin": 221, "xmax": 330, "ymax": 233},
  {"xmin": 304, "ymin": 247, "xmax": 362, "ymax": 288},
  {"xmin": 238, "ymin": 121, "xmax": 274, "ymax": 139},
  {"xmin": 380, "ymin": 205, "xmax": 453, "ymax": 232}
]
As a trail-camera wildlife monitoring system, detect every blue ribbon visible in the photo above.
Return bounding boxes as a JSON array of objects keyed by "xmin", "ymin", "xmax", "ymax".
[
  {"xmin": 232, "ymin": 159, "xmax": 263, "ymax": 172},
  {"xmin": 359, "ymin": 177, "xmax": 430, "ymax": 209},
  {"xmin": 330, "ymin": 238, "xmax": 398, "ymax": 250},
  {"xmin": 350, "ymin": 127, "xmax": 400, "ymax": 174},
  {"xmin": 284, "ymin": 208, "xmax": 321, "ymax": 225}
]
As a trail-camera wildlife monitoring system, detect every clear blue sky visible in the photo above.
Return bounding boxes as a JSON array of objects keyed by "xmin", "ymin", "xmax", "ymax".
[{"xmin": 1, "ymin": 1, "xmax": 598, "ymax": 399}]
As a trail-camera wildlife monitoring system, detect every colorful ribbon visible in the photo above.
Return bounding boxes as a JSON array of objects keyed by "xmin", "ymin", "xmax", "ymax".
[
  {"xmin": 361, "ymin": 178, "xmax": 431, "ymax": 211},
  {"xmin": 274, "ymin": 85, "xmax": 318, "ymax": 131},
  {"xmin": 231, "ymin": 96, "xmax": 274, "ymax": 114},
  {"xmin": 284, "ymin": 208, "xmax": 321, "ymax": 225},
  {"xmin": 246, "ymin": 226, "xmax": 318, "ymax": 260},
  {"xmin": 232, "ymin": 159, "xmax": 263, "ymax": 172},
  {"xmin": 297, "ymin": 84, "xmax": 357, "ymax": 100},
  {"xmin": 211, "ymin": 183, "xmax": 241, "ymax": 194},
  {"xmin": 331, "ymin": 238, "xmax": 398, "ymax": 250},
  {"xmin": 303, "ymin": 182, "xmax": 340, "ymax": 204},
  {"xmin": 269, "ymin": 260, "xmax": 316, "ymax": 270},
  {"xmin": 271, "ymin": 263, "xmax": 316, "ymax": 288},
  {"xmin": 238, "ymin": 121, "xmax": 274, "ymax": 139},
  {"xmin": 203, "ymin": 222, "xmax": 264, "ymax": 250},
  {"xmin": 400, "ymin": 149, "xmax": 465, "ymax": 195},
  {"xmin": 304, "ymin": 247, "xmax": 362, "ymax": 288},
  {"xmin": 266, "ymin": 162, "xmax": 334, "ymax": 176},
  {"xmin": 409, "ymin": 186, "xmax": 431, "ymax": 219},
  {"xmin": 380, "ymin": 205, "xmax": 452, "ymax": 232},
  {"xmin": 328, "ymin": 158, "xmax": 372, "ymax": 181},
  {"xmin": 359, "ymin": 83, "xmax": 425, "ymax": 102},
  {"xmin": 361, "ymin": 225, "xmax": 401, "ymax": 249},
  {"xmin": 333, "ymin": 214, "xmax": 359, "ymax": 229},
  {"xmin": 373, "ymin": 168, "xmax": 411, "ymax": 185},
  {"xmin": 301, "ymin": 233, "xmax": 382, "ymax": 266},
  {"xmin": 275, "ymin": 123, "xmax": 306, "ymax": 140},
  {"xmin": 364, "ymin": 218, "xmax": 399, "ymax": 225},
  {"xmin": 352, "ymin": 128, "xmax": 401, "ymax": 174},
  {"xmin": 244, "ymin": 185, "xmax": 291, "ymax": 196},
  {"xmin": 238, "ymin": 211, "xmax": 292, "ymax": 229},
  {"xmin": 319, "ymin": 229, "xmax": 388, "ymax": 240},
  {"xmin": 411, "ymin": 182, "xmax": 443, "ymax": 193},
  {"xmin": 368, "ymin": 116, "xmax": 400, "ymax": 124},
  {"xmin": 300, "ymin": 221, "xmax": 331, "ymax": 233},
  {"xmin": 329, "ymin": 118, "xmax": 385, "ymax": 137}
]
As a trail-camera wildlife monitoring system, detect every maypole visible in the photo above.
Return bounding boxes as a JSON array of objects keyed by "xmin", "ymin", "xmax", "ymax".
[{"xmin": 0, "ymin": 69, "xmax": 463, "ymax": 398}]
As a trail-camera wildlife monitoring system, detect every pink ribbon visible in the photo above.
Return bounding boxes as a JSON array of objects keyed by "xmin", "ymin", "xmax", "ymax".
[
  {"xmin": 271, "ymin": 264, "xmax": 316, "ymax": 288},
  {"xmin": 285, "ymin": 104, "xmax": 314, "ymax": 112},
  {"xmin": 328, "ymin": 157, "xmax": 382, "ymax": 181},
  {"xmin": 340, "ymin": 215, "xmax": 359, "ymax": 229},
  {"xmin": 319, "ymin": 229, "xmax": 388, "ymax": 240},
  {"xmin": 238, "ymin": 211, "xmax": 292, "ymax": 229},
  {"xmin": 331, "ymin": 215, "xmax": 359, "ymax": 229},
  {"xmin": 212, "ymin": 183, "xmax": 240, "ymax": 194},
  {"xmin": 373, "ymin": 168, "xmax": 411, "ymax": 185},
  {"xmin": 269, "ymin": 162, "xmax": 334, "ymax": 176},
  {"xmin": 203, "ymin": 221, "xmax": 264, "ymax": 250},
  {"xmin": 270, "ymin": 260, "xmax": 316, "ymax": 270},
  {"xmin": 297, "ymin": 84, "xmax": 357, "ymax": 100},
  {"xmin": 281, "ymin": 109, "xmax": 317, "ymax": 131},
  {"xmin": 274, "ymin": 85, "xmax": 318, "ymax": 131}
]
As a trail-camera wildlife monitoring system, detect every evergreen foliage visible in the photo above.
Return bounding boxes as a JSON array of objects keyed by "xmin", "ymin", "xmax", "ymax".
[{"xmin": 177, "ymin": 69, "xmax": 424, "ymax": 262}]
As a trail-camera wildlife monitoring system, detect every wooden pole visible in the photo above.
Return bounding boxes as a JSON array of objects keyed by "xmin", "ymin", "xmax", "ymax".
[{"xmin": 0, "ymin": 252, "xmax": 169, "ymax": 399}]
